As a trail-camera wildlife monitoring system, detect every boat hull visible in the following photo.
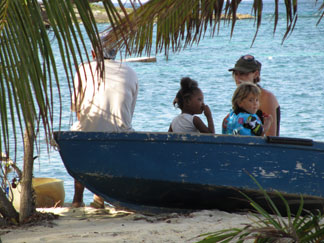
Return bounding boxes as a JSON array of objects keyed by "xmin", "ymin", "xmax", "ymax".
[{"xmin": 53, "ymin": 131, "xmax": 324, "ymax": 213}]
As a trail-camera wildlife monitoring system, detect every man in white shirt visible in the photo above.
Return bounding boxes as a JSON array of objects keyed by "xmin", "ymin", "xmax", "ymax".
[{"xmin": 71, "ymin": 43, "xmax": 138, "ymax": 208}]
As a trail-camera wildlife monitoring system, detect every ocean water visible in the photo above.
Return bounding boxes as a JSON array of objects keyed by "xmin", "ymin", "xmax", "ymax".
[{"xmin": 10, "ymin": 1, "xmax": 324, "ymax": 205}]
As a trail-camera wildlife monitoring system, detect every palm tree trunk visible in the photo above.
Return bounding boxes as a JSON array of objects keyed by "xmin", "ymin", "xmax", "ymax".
[{"xmin": 19, "ymin": 120, "xmax": 36, "ymax": 222}]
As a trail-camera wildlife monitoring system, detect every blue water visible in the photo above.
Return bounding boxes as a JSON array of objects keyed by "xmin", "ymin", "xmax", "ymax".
[{"xmin": 10, "ymin": 1, "xmax": 324, "ymax": 205}]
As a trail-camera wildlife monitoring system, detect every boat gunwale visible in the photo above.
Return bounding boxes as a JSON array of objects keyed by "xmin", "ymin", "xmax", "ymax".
[{"xmin": 53, "ymin": 131, "xmax": 324, "ymax": 152}]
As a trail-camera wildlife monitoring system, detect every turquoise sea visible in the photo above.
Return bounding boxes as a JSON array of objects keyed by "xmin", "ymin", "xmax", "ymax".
[{"xmin": 11, "ymin": 1, "xmax": 324, "ymax": 205}]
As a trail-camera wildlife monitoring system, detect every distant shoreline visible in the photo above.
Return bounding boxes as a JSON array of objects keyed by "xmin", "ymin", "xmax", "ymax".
[
  {"xmin": 87, "ymin": 4, "xmax": 254, "ymax": 23},
  {"xmin": 41, "ymin": 4, "xmax": 254, "ymax": 27}
]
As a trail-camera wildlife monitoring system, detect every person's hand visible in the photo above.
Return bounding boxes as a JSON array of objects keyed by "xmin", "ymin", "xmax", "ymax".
[
  {"xmin": 203, "ymin": 104, "xmax": 212, "ymax": 118},
  {"xmin": 195, "ymin": 104, "xmax": 215, "ymax": 133},
  {"xmin": 264, "ymin": 114, "xmax": 273, "ymax": 125}
]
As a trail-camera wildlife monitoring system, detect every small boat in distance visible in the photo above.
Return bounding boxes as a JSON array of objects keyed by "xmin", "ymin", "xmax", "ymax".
[
  {"xmin": 53, "ymin": 131, "xmax": 324, "ymax": 214},
  {"xmin": 125, "ymin": 56, "xmax": 157, "ymax": 62}
]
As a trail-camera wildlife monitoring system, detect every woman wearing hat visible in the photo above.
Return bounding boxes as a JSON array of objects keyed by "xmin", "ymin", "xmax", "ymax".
[{"xmin": 223, "ymin": 54, "xmax": 280, "ymax": 136}]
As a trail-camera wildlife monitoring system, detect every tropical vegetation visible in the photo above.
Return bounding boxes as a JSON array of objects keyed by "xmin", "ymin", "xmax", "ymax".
[
  {"xmin": 0, "ymin": 0, "xmax": 323, "ymax": 225},
  {"xmin": 195, "ymin": 177, "xmax": 324, "ymax": 242}
]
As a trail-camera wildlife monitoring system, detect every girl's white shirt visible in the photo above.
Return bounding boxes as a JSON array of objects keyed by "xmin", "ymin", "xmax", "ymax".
[{"xmin": 171, "ymin": 113, "xmax": 199, "ymax": 133}]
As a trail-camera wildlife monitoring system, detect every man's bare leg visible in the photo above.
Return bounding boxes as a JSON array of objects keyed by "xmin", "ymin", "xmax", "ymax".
[{"xmin": 72, "ymin": 180, "xmax": 85, "ymax": 207}]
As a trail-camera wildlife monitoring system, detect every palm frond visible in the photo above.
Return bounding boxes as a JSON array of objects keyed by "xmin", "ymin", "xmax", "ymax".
[
  {"xmin": 317, "ymin": 0, "xmax": 324, "ymax": 25},
  {"xmin": 0, "ymin": 0, "xmax": 134, "ymax": 221},
  {"xmin": 0, "ymin": 0, "xmax": 109, "ymax": 159},
  {"xmin": 0, "ymin": 0, "xmax": 9, "ymax": 32},
  {"xmin": 195, "ymin": 174, "xmax": 324, "ymax": 243},
  {"xmin": 103, "ymin": 0, "xmax": 324, "ymax": 58}
]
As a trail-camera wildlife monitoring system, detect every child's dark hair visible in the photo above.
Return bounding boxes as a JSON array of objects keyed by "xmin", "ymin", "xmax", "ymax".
[{"xmin": 173, "ymin": 77, "xmax": 201, "ymax": 110}]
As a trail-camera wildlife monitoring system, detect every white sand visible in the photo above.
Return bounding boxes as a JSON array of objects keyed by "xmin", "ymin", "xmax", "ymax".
[{"xmin": 1, "ymin": 206, "xmax": 253, "ymax": 243}]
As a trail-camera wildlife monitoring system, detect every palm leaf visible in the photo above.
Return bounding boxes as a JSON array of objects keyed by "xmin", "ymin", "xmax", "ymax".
[
  {"xmin": 196, "ymin": 228, "xmax": 249, "ymax": 243},
  {"xmin": 103, "ymin": 0, "xmax": 324, "ymax": 58},
  {"xmin": 0, "ymin": 0, "xmax": 8, "ymax": 32},
  {"xmin": 0, "ymin": 0, "xmax": 135, "ymax": 221},
  {"xmin": 317, "ymin": 0, "xmax": 324, "ymax": 25},
  {"xmin": 0, "ymin": 0, "xmax": 113, "ymax": 157},
  {"xmin": 196, "ymin": 174, "xmax": 324, "ymax": 242},
  {"xmin": 0, "ymin": 2, "xmax": 123, "ymax": 218}
]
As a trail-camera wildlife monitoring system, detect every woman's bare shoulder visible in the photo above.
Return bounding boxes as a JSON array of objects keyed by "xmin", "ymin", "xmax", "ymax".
[{"xmin": 261, "ymin": 88, "xmax": 279, "ymax": 106}]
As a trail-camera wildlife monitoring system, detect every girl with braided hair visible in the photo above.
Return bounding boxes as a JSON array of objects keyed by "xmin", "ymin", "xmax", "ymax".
[{"xmin": 168, "ymin": 77, "xmax": 214, "ymax": 133}]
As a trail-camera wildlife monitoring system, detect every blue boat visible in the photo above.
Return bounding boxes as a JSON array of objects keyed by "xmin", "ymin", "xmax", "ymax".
[{"xmin": 53, "ymin": 131, "xmax": 324, "ymax": 214}]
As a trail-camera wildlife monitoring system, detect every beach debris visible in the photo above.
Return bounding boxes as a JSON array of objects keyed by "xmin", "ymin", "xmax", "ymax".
[{"xmin": 133, "ymin": 212, "xmax": 180, "ymax": 223}]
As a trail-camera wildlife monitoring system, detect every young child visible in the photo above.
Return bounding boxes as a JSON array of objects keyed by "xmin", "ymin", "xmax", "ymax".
[
  {"xmin": 223, "ymin": 82, "xmax": 272, "ymax": 136},
  {"xmin": 168, "ymin": 77, "xmax": 215, "ymax": 133}
]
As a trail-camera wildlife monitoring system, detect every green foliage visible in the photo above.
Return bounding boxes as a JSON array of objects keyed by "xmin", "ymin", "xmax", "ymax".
[
  {"xmin": 195, "ymin": 175, "xmax": 324, "ymax": 242},
  {"xmin": 104, "ymin": 0, "xmax": 324, "ymax": 58},
  {"xmin": 0, "ymin": 0, "xmax": 122, "ymax": 157},
  {"xmin": 0, "ymin": 0, "xmax": 121, "ymax": 221}
]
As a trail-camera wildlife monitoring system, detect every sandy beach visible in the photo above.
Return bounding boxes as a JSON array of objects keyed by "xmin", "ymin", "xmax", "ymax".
[{"xmin": 1, "ymin": 205, "xmax": 253, "ymax": 243}]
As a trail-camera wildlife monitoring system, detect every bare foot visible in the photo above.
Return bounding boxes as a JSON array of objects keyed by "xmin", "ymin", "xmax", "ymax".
[
  {"xmin": 90, "ymin": 201, "xmax": 105, "ymax": 209},
  {"xmin": 90, "ymin": 195, "xmax": 105, "ymax": 209}
]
